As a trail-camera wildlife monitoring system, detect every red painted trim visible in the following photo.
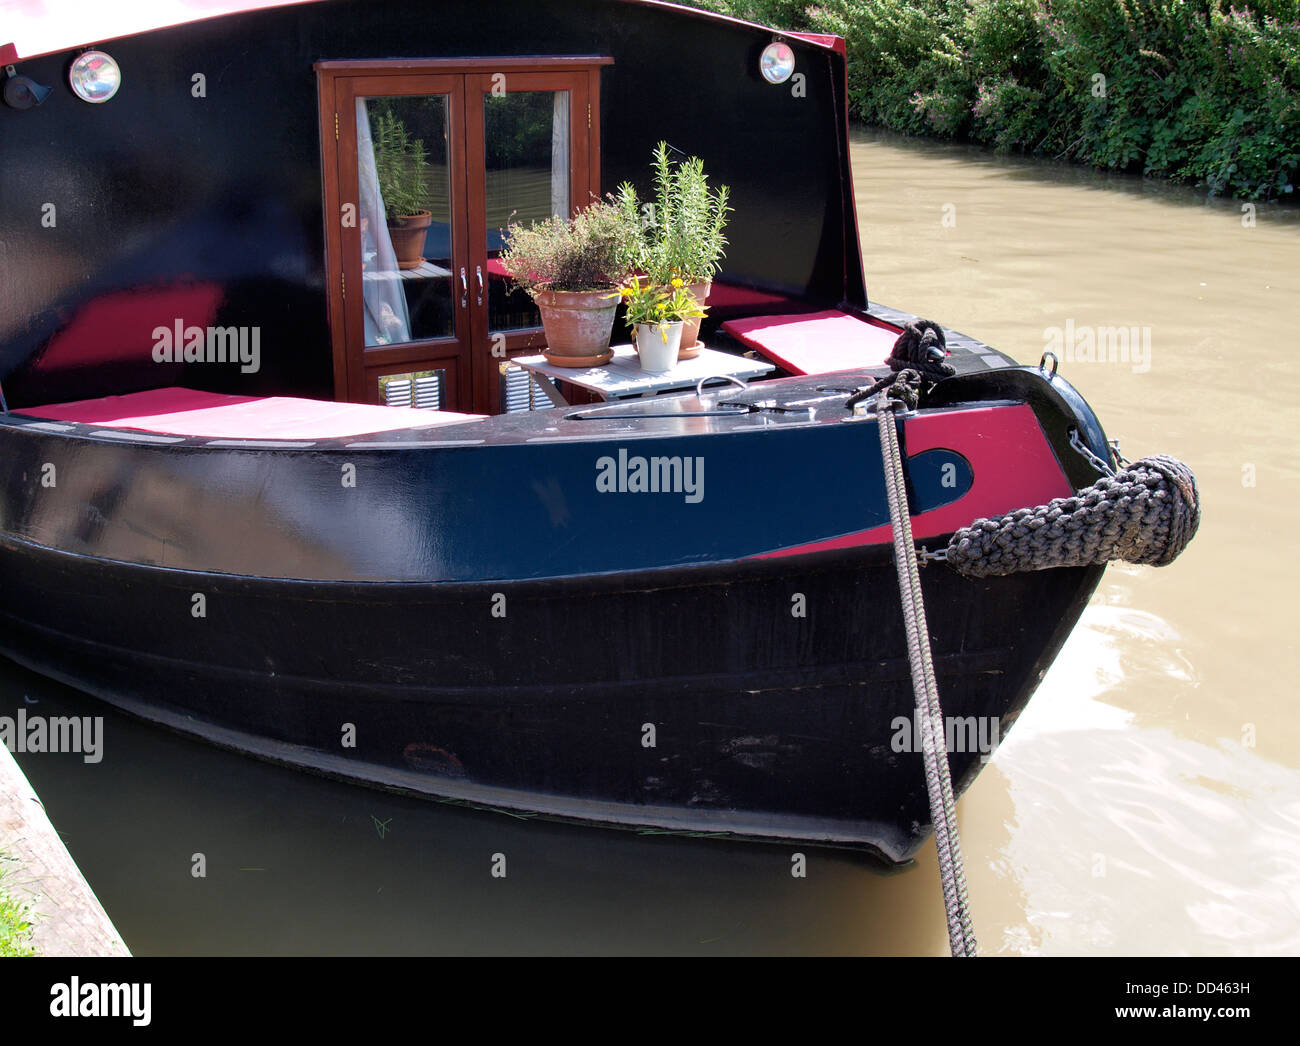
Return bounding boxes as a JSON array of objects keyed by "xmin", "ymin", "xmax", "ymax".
[
  {"xmin": 5, "ymin": 0, "xmax": 842, "ymax": 62},
  {"xmin": 0, "ymin": 43, "xmax": 19, "ymax": 64},
  {"xmin": 756, "ymin": 405, "xmax": 1074, "ymax": 559},
  {"xmin": 629, "ymin": 3, "xmax": 840, "ymax": 47},
  {"xmin": 6, "ymin": 0, "xmax": 317, "ymax": 61},
  {"xmin": 787, "ymin": 32, "xmax": 845, "ymax": 56},
  {"xmin": 836, "ymin": 38, "xmax": 865, "ymax": 308}
]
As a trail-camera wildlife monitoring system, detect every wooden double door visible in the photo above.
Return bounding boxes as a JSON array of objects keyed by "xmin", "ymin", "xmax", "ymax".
[{"xmin": 318, "ymin": 59, "xmax": 608, "ymax": 414}]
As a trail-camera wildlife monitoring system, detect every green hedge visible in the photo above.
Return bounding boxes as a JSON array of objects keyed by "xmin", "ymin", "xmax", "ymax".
[{"xmin": 681, "ymin": 0, "xmax": 1299, "ymax": 199}]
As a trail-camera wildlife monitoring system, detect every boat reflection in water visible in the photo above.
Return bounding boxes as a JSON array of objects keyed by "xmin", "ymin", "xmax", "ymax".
[{"xmin": 3, "ymin": 657, "xmax": 961, "ymax": 956}]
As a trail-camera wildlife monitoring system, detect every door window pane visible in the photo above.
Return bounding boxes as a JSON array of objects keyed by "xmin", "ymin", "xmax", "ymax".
[
  {"xmin": 485, "ymin": 90, "xmax": 571, "ymax": 335},
  {"xmin": 359, "ymin": 95, "xmax": 455, "ymax": 346}
]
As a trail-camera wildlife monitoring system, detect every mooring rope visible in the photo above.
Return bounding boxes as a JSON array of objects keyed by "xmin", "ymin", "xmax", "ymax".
[
  {"xmin": 886, "ymin": 318, "xmax": 956, "ymax": 385},
  {"xmin": 944, "ymin": 442, "xmax": 1201, "ymax": 578},
  {"xmin": 875, "ymin": 375, "xmax": 978, "ymax": 958},
  {"xmin": 845, "ymin": 318, "xmax": 954, "ymax": 413},
  {"xmin": 849, "ymin": 336, "xmax": 1197, "ymax": 952}
]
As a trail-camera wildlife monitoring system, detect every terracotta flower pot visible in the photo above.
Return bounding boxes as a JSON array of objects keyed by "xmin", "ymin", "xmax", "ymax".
[
  {"xmin": 534, "ymin": 287, "xmax": 619, "ymax": 364},
  {"xmin": 680, "ymin": 279, "xmax": 711, "ymax": 356},
  {"xmin": 387, "ymin": 211, "xmax": 433, "ymax": 270}
]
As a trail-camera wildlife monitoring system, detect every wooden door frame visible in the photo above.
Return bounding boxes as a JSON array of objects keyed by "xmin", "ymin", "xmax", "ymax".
[
  {"xmin": 464, "ymin": 68, "xmax": 598, "ymax": 415},
  {"xmin": 316, "ymin": 57, "xmax": 611, "ymax": 410},
  {"xmin": 331, "ymin": 73, "xmax": 470, "ymax": 406}
]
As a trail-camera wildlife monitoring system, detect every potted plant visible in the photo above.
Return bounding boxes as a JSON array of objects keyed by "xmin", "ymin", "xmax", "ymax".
[
  {"xmin": 371, "ymin": 109, "xmax": 433, "ymax": 270},
  {"xmin": 617, "ymin": 142, "xmax": 731, "ymax": 356},
  {"xmin": 500, "ymin": 199, "xmax": 638, "ymax": 366},
  {"xmin": 618, "ymin": 277, "xmax": 705, "ymax": 373}
]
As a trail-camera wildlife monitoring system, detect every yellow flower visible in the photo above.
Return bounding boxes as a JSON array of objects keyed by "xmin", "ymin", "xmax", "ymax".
[{"xmin": 671, "ymin": 278, "xmax": 683, "ymax": 288}]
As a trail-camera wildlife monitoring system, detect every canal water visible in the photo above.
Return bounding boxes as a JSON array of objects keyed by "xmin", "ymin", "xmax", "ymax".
[{"xmin": 5, "ymin": 128, "xmax": 1299, "ymax": 955}]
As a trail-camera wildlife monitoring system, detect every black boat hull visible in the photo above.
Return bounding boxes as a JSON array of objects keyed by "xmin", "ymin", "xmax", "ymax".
[
  {"xmin": 0, "ymin": 529, "xmax": 1103, "ymax": 863},
  {"xmin": 0, "ymin": 0, "xmax": 1123, "ymax": 867}
]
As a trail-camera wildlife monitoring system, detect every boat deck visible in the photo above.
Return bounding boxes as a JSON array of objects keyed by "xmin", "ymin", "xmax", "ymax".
[{"xmin": 4, "ymin": 306, "xmax": 1017, "ymax": 449}]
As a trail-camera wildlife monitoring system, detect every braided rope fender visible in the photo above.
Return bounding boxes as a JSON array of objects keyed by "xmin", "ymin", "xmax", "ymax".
[{"xmin": 945, "ymin": 454, "xmax": 1201, "ymax": 578}]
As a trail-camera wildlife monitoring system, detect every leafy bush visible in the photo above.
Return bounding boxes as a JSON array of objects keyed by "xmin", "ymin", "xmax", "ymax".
[
  {"xmin": 617, "ymin": 142, "xmax": 732, "ymax": 284},
  {"xmin": 678, "ymin": 0, "xmax": 1300, "ymax": 199},
  {"xmin": 500, "ymin": 199, "xmax": 639, "ymax": 293}
]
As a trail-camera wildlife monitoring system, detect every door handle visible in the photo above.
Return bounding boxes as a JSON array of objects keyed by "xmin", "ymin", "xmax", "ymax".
[
  {"xmin": 475, "ymin": 265, "xmax": 484, "ymax": 306},
  {"xmin": 459, "ymin": 266, "xmax": 468, "ymax": 308}
]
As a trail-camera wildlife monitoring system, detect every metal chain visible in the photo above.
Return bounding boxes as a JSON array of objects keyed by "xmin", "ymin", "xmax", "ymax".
[{"xmin": 1069, "ymin": 428, "xmax": 1116, "ymax": 477}]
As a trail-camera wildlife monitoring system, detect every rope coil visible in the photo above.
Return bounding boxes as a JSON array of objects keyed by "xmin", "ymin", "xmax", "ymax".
[
  {"xmin": 945, "ymin": 452, "xmax": 1201, "ymax": 578},
  {"xmin": 887, "ymin": 319, "xmax": 956, "ymax": 386},
  {"xmin": 845, "ymin": 319, "xmax": 954, "ymax": 412}
]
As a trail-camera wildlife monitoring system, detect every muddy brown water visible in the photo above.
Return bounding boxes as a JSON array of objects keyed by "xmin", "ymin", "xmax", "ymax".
[
  {"xmin": 851, "ymin": 127, "xmax": 1300, "ymax": 955},
  {"xmin": 4, "ymin": 128, "xmax": 1298, "ymax": 955}
]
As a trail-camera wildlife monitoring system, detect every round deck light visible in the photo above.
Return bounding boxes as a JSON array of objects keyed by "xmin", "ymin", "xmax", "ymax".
[
  {"xmin": 760, "ymin": 42, "xmax": 795, "ymax": 85},
  {"xmin": 69, "ymin": 50, "xmax": 121, "ymax": 103}
]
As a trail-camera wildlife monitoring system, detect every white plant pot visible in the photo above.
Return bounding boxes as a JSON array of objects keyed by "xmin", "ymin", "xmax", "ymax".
[{"xmin": 634, "ymin": 322, "xmax": 683, "ymax": 373}]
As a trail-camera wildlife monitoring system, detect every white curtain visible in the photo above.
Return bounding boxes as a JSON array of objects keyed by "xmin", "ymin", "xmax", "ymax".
[
  {"xmin": 551, "ymin": 92, "xmax": 570, "ymax": 217},
  {"xmin": 357, "ymin": 98, "xmax": 413, "ymax": 347}
]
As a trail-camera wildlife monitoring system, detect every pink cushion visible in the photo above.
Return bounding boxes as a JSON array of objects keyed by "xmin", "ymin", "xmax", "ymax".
[
  {"xmin": 722, "ymin": 310, "xmax": 901, "ymax": 375},
  {"xmin": 25, "ymin": 388, "xmax": 483, "ymax": 439}
]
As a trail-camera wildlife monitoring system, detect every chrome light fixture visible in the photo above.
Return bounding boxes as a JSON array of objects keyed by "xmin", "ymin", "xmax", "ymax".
[
  {"xmin": 69, "ymin": 50, "xmax": 121, "ymax": 103},
  {"xmin": 760, "ymin": 41, "xmax": 795, "ymax": 85}
]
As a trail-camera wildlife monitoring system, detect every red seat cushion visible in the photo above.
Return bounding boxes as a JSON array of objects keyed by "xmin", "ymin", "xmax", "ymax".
[
  {"xmin": 721, "ymin": 310, "xmax": 900, "ymax": 375},
  {"xmin": 25, "ymin": 387, "xmax": 483, "ymax": 439}
]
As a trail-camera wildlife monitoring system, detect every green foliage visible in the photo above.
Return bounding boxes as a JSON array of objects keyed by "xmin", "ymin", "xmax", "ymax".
[
  {"xmin": 0, "ymin": 860, "xmax": 36, "ymax": 957},
  {"xmin": 500, "ymin": 199, "xmax": 639, "ymax": 293},
  {"xmin": 677, "ymin": 0, "xmax": 1299, "ymax": 199},
  {"xmin": 618, "ymin": 142, "xmax": 732, "ymax": 283},
  {"xmin": 484, "ymin": 92, "xmax": 556, "ymax": 169},
  {"xmin": 370, "ymin": 109, "xmax": 431, "ymax": 220},
  {"xmin": 681, "ymin": 0, "xmax": 814, "ymax": 22}
]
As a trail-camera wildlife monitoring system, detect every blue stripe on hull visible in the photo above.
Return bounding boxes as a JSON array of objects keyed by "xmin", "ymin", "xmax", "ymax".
[{"xmin": 1, "ymin": 419, "xmax": 973, "ymax": 582}]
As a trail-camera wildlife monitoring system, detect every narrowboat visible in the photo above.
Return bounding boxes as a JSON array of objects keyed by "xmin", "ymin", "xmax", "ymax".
[{"xmin": 0, "ymin": 0, "xmax": 1195, "ymax": 864}]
